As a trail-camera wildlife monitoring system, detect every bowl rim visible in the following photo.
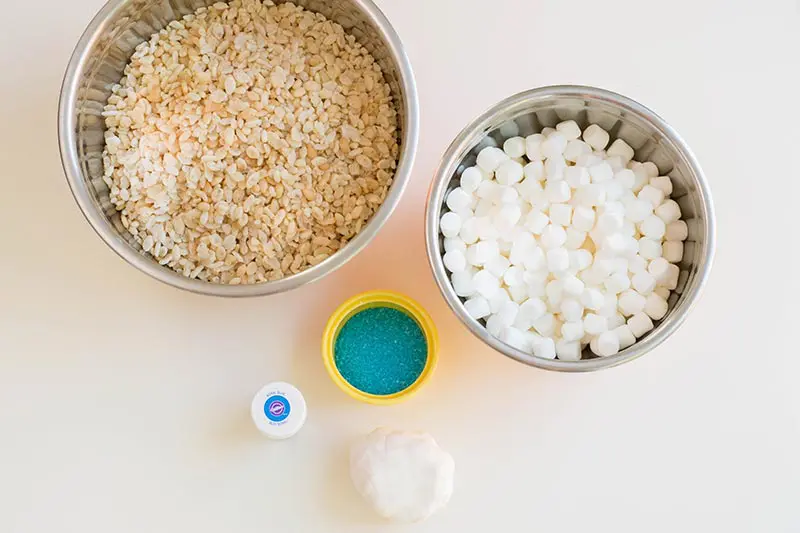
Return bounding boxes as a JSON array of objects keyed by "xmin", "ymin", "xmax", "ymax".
[
  {"xmin": 424, "ymin": 85, "xmax": 716, "ymax": 372},
  {"xmin": 58, "ymin": 0, "xmax": 419, "ymax": 297}
]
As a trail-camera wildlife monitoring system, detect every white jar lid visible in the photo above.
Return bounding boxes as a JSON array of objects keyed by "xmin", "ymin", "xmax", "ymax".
[{"xmin": 251, "ymin": 382, "xmax": 307, "ymax": 439}]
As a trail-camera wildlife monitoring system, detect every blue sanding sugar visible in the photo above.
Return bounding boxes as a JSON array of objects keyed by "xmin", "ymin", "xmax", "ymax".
[{"xmin": 334, "ymin": 306, "xmax": 428, "ymax": 396}]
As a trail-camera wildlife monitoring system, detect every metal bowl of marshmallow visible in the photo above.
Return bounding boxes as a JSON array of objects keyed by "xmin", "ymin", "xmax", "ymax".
[{"xmin": 425, "ymin": 85, "xmax": 715, "ymax": 371}]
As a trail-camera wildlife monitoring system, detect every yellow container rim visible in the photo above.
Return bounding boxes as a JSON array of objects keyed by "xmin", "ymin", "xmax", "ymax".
[{"xmin": 322, "ymin": 290, "xmax": 439, "ymax": 405}]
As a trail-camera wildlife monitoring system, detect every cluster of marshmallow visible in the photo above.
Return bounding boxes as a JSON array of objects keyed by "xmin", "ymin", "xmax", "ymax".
[{"xmin": 439, "ymin": 121, "xmax": 688, "ymax": 360}]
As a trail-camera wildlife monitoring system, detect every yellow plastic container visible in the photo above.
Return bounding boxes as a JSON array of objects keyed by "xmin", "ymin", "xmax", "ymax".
[{"xmin": 322, "ymin": 290, "xmax": 438, "ymax": 405}]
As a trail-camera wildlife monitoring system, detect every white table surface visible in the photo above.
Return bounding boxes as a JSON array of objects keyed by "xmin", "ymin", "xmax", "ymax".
[{"xmin": 1, "ymin": 0, "xmax": 799, "ymax": 531}]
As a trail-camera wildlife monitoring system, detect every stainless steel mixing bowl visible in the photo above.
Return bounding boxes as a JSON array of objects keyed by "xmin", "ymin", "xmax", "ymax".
[
  {"xmin": 425, "ymin": 86, "xmax": 715, "ymax": 371},
  {"xmin": 59, "ymin": 0, "xmax": 418, "ymax": 296}
]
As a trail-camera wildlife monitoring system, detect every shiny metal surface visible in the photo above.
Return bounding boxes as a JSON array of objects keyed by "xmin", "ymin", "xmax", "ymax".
[
  {"xmin": 59, "ymin": 0, "xmax": 418, "ymax": 297},
  {"xmin": 425, "ymin": 86, "xmax": 715, "ymax": 372}
]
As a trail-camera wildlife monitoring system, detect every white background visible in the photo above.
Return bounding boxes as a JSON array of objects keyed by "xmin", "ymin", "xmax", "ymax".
[{"xmin": 1, "ymin": 0, "xmax": 798, "ymax": 531}]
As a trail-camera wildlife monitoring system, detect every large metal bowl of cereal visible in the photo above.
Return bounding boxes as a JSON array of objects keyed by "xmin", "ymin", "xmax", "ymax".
[{"xmin": 59, "ymin": 0, "xmax": 418, "ymax": 296}]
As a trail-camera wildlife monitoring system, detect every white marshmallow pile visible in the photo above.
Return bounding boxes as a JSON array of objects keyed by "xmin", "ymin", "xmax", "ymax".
[{"xmin": 440, "ymin": 121, "xmax": 688, "ymax": 360}]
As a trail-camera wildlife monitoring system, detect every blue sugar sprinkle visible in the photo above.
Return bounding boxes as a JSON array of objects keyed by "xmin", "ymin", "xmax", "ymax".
[{"xmin": 334, "ymin": 306, "xmax": 428, "ymax": 396}]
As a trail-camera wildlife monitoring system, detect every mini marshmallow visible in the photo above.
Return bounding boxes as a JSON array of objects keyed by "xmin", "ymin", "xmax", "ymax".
[
  {"xmin": 545, "ymin": 180, "xmax": 571, "ymax": 203},
  {"xmin": 607, "ymin": 139, "xmax": 634, "ymax": 163},
  {"xmin": 665, "ymin": 220, "xmax": 689, "ymax": 241},
  {"xmin": 464, "ymin": 296, "xmax": 491, "ymax": 319},
  {"xmin": 614, "ymin": 325, "xmax": 636, "ymax": 349},
  {"xmin": 614, "ymin": 169, "xmax": 636, "ymax": 190},
  {"xmin": 654, "ymin": 286, "xmax": 670, "ymax": 299},
  {"xmin": 659, "ymin": 264, "xmax": 680, "ymax": 290},
  {"xmin": 589, "ymin": 161, "xmax": 613, "ymax": 183},
  {"xmin": 571, "ymin": 206, "xmax": 596, "ymax": 232},
  {"xmin": 443, "ymin": 249, "xmax": 467, "ymax": 273},
  {"xmin": 540, "ymin": 224, "xmax": 567, "ymax": 249},
  {"xmin": 502, "ymin": 136, "xmax": 526, "ymax": 158},
  {"xmin": 638, "ymin": 185, "xmax": 665, "ymax": 208},
  {"xmin": 565, "ymin": 228, "xmax": 587, "ymax": 250},
  {"xmin": 638, "ymin": 238, "xmax": 662, "ymax": 260},
  {"xmin": 564, "ymin": 166, "xmax": 590, "ymax": 189},
  {"xmin": 561, "ymin": 321, "xmax": 585, "ymax": 342},
  {"xmin": 599, "ymin": 292, "xmax": 619, "ymax": 318},
  {"xmin": 591, "ymin": 330, "xmax": 620, "ymax": 357},
  {"xmin": 649, "ymin": 176, "xmax": 673, "ymax": 196},
  {"xmin": 618, "ymin": 289, "xmax": 647, "ymax": 317},
  {"xmin": 556, "ymin": 340, "xmax": 582, "ymax": 361},
  {"xmin": 488, "ymin": 288, "xmax": 511, "ymax": 314},
  {"xmin": 583, "ymin": 124, "xmax": 610, "ymax": 150},
  {"xmin": 560, "ymin": 298, "xmax": 584, "ymax": 322},
  {"xmin": 575, "ymin": 183, "xmax": 606, "ymax": 207},
  {"xmin": 522, "ymin": 246, "xmax": 546, "ymax": 272},
  {"xmin": 473, "ymin": 270, "xmax": 500, "ymax": 298},
  {"xmin": 503, "ymin": 265, "xmax": 525, "ymax": 287},
  {"xmin": 466, "ymin": 240, "xmax": 499, "ymax": 266},
  {"xmin": 630, "ymin": 164, "xmax": 649, "ymax": 193},
  {"xmin": 648, "ymin": 257, "xmax": 670, "ymax": 282},
  {"xmin": 556, "ymin": 120, "xmax": 582, "ymax": 140},
  {"xmin": 439, "ymin": 212, "xmax": 462, "ymax": 238},
  {"xmin": 533, "ymin": 336, "xmax": 556, "ymax": 359},
  {"xmin": 642, "ymin": 161, "xmax": 659, "ymax": 178},
  {"xmin": 524, "ymin": 210, "xmax": 550, "ymax": 234},
  {"xmin": 596, "ymin": 211, "xmax": 624, "ymax": 235},
  {"xmin": 581, "ymin": 288, "xmax": 605, "ymax": 311},
  {"xmin": 451, "ymin": 269, "xmax": 476, "ymax": 297},
  {"xmin": 576, "ymin": 152, "xmax": 602, "ymax": 167},
  {"xmin": 547, "ymin": 247, "xmax": 570, "ymax": 272},
  {"xmin": 493, "ymin": 204, "xmax": 522, "ymax": 233},
  {"xmin": 604, "ymin": 271, "xmax": 631, "ymax": 294},
  {"xmin": 627, "ymin": 312, "xmax": 654, "ymax": 338},
  {"xmin": 541, "ymin": 132, "xmax": 568, "ymax": 159},
  {"xmin": 475, "ymin": 216, "xmax": 498, "ymax": 240},
  {"xmin": 560, "ymin": 275, "xmax": 584, "ymax": 297},
  {"xmin": 518, "ymin": 297, "xmax": 547, "ymax": 325},
  {"xmin": 460, "ymin": 167, "xmax": 483, "ymax": 193},
  {"xmin": 624, "ymin": 198, "xmax": 653, "ymax": 223},
  {"xmin": 499, "ymin": 326, "xmax": 529, "ymax": 352},
  {"xmin": 564, "ymin": 140, "xmax": 591, "ymax": 163},
  {"xmin": 522, "ymin": 160, "xmax": 545, "ymax": 182},
  {"xmin": 474, "ymin": 199, "xmax": 493, "ymax": 217},
  {"xmin": 655, "ymin": 199, "xmax": 682, "ymax": 224},
  {"xmin": 509, "ymin": 233, "xmax": 536, "ymax": 265},
  {"xmin": 541, "ymin": 127, "xmax": 556, "ymax": 136},
  {"xmin": 525, "ymin": 134, "xmax": 545, "ymax": 161},
  {"xmin": 495, "ymin": 159, "xmax": 524, "ymax": 185},
  {"xmin": 495, "ymin": 301, "xmax": 520, "ymax": 327},
  {"xmin": 508, "ymin": 284, "xmax": 529, "ymax": 304},
  {"xmin": 549, "ymin": 203, "xmax": 573, "ymax": 226},
  {"xmin": 628, "ymin": 254, "xmax": 647, "ymax": 274},
  {"xmin": 446, "ymin": 187, "xmax": 473, "ymax": 214},
  {"xmin": 569, "ymin": 249, "xmax": 593, "ymax": 271},
  {"xmin": 644, "ymin": 292, "xmax": 668, "ymax": 320},
  {"xmin": 604, "ymin": 179, "xmax": 625, "ymax": 201},
  {"xmin": 476, "ymin": 146, "xmax": 508, "ymax": 172},
  {"xmin": 580, "ymin": 266, "xmax": 606, "ymax": 287},
  {"xmin": 545, "ymin": 157, "xmax": 567, "ymax": 181},
  {"xmin": 663, "ymin": 241, "xmax": 684, "ymax": 263},
  {"xmin": 476, "ymin": 180, "xmax": 498, "ymax": 200},
  {"xmin": 485, "ymin": 313, "xmax": 504, "ymax": 337},
  {"xmin": 606, "ymin": 156, "xmax": 625, "ymax": 173},
  {"xmin": 546, "ymin": 279, "xmax": 564, "ymax": 306},
  {"xmin": 631, "ymin": 271, "xmax": 656, "ymax": 295},
  {"xmin": 608, "ymin": 312, "xmax": 626, "ymax": 329},
  {"xmin": 496, "ymin": 186, "xmax": 519, "ymax": 204},
  {"xmin": 444, "ymin": 237, "xmax": 466, "ymax": 254},
  {"xmin": 583, "ymin": 313, "xmax": 608, "ymax": 335},
  {"xmin": 533, "ymin": 312, "xmax": 557, "ymax": 337},
  {"xmin": 640, "ymin": 215, "xmax": 666, "ymax": 240},
  {"xmin": 485, "ymin": 254, "xmax": 510, "ymax": 278},
  {"xmin": 459, "ymin": 216, "xmax": 480, "ymax": 244}
]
